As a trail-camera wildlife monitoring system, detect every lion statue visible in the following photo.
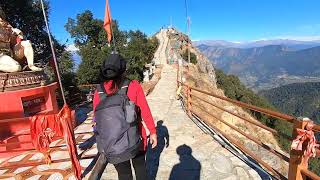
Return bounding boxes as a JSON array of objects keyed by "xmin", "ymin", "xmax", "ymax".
[{"xmin": 0, "ymin": 8, "xmax": 42, "ymax": 73}]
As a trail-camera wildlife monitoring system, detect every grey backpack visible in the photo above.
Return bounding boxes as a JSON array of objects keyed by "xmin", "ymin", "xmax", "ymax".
[{"xmin": 95, "ymin": 79, "xmax": 141, "ymax": 164}]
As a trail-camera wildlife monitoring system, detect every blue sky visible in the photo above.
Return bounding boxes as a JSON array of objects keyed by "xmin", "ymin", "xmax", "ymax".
[{"xmin": 50, "ymin": 0, "xmax": 320, "ymax": 44}]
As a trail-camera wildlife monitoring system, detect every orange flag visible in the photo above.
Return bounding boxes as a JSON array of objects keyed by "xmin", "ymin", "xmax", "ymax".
[{"xmin": 104, "ymin": 0, "xmax": 112, "ymax": 43}]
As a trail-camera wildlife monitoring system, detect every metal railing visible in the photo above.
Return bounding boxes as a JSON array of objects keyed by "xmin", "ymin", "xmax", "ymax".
[{"xmin": 177, "ymin": 75, "xmax": 320, "ymax": 180}]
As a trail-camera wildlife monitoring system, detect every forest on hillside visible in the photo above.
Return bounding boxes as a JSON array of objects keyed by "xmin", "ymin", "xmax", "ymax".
[
  {"xmin": 65, "ymin": 10, "xmax": 159, "ymax": 84},
  {"xmin": 259, "ymin": 82, "xmax": 320, "ymax": 124},
  {"xmin": 215, "ymin": 69, "xmax": 320, "ymax": 175}
]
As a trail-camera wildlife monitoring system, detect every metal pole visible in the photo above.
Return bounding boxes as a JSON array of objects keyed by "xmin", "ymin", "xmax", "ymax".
[
  {"xmin": 40, "ymin": 0, "xmax": 66, "ymax": 104},
  {"xmin": 185, "ymin": 0, "xmax": 190, "ymax": 64},
  {"xmin": 110, "ymin": 19, "xmax": 117, "ymax": 53},
  {"xmin": 187, "ymin": 17, "xmax": 191, "ymax": 64},
  {"xmin": 105, "ymin": 0, "xmax": 116, "ymax": 53},
  {"xmin": 184, "ymin": 0, "xmax": 188, "ymax": 25}
]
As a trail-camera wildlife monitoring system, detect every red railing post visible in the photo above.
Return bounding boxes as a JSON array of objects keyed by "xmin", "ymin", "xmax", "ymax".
[
  {"xmin": 187, "ymin": 86, "xmax": 192, "ymax": 117},
  {"xmin": 288, "ymin": 118, "xmax": 310, "ymax": 180}
]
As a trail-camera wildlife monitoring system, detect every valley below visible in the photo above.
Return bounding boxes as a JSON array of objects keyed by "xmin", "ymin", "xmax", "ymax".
[
  {"xmin": 196, "ymin": 41, "xmax": 320, "ymax": 92},
  {"xmin": 239, "ymin": 73, "xmax": 320, "ymax": 92}
]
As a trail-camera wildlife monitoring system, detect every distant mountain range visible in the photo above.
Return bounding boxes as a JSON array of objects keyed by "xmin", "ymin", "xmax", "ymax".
[
  {"xmin": 193, "ymin": 39, "xmax": 320, "ymax": 50},
  {"xmin": 197, "ymin": 42, "xmax": 320, "ymax": 91}
]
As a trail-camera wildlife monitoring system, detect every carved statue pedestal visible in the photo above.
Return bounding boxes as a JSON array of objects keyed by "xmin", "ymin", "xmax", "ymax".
[
  {"xmin": 0, "ymin": 71, "xmax": 48, "ymax": 92},
  {"xmin": 0, "ymin": 71, "xmax": 59, "ymax": 156}
]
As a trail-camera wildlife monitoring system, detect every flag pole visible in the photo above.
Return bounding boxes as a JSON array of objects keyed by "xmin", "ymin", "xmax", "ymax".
[
  {"xmin": 40, "ymin": 0, "xmax": 66, "ymax": 104},
  {"xmin": 110, "ymin": 19, "xmax": 117, "ymax": 53},
  {"xmin": 185, "ymin": 0, "xmax": 190, "ymax": 64}
]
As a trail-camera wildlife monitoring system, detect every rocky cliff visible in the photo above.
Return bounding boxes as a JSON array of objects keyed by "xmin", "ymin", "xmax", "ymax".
[{"xmin": 165, "ymin": 28, "xmax": 217, "ymax": 86}]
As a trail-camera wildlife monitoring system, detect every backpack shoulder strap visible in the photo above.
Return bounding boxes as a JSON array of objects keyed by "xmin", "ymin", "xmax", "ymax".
[
  {"xmin": 96, "ymin": 83, "xmax": 108, "ymax": 100},
  {"xmin": 117, "ymin": 79, "xmax": 131, "ymax": 95}
]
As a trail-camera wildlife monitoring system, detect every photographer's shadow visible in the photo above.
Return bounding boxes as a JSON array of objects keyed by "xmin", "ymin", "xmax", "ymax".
[
  {"xmin": 146, "ymin": 120, "xmax": 169, "ymax": 180},
  {"xmin": 169, "ymin": 144, "xmax": 201, "ymax": 180}
]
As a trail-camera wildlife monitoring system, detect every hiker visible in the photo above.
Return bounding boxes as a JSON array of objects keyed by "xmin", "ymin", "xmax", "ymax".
[{"xmin": 89, "ymin": 54, "xmax": 157, "ymax": 180}]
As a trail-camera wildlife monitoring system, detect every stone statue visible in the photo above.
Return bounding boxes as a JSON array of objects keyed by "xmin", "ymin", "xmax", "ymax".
[
  {"xmin": 0, "ymin": 11, "xmax": 42, "ymax": 73},
  {"xmin": 143, "ymin": 70, "xmax": 150, "ymax": 82}
]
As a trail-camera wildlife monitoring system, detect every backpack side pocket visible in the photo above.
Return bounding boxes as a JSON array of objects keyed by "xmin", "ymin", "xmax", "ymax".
[{"xmin": 125, "ymin": 101, "xmax": 137, "ymax": 123}]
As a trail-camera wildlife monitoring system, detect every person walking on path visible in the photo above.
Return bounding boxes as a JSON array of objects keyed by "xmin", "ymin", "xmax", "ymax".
[{"xmin": 89, "ymin": 54, "xmax": 157, "ymax": 180}]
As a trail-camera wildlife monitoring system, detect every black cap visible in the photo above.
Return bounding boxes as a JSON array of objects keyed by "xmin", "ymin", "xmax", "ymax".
[
  {"xmin": 176, "ymin": 144, "xmax": 192, "ymax": 156},
  {"xmin": 100, "ymin": 53, "xmax": 127, "ymax": 80}
]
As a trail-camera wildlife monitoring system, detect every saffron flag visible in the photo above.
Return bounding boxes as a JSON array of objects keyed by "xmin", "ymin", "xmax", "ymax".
[{"xmin": 104, "ymin": 0, "xmax": 112, "ymax": 43}]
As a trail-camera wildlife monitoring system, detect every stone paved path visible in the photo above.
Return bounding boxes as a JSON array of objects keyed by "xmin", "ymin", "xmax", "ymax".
[
  {"xmin": 143, "ymin": 64, "xmax": 262, "ymax": 180},
  {"xmin": 99, "ymin": 65, "xmax": 263, "ymax": 180},
  {"xmin": 154, "ymin": 29, "xmax": 168, "ymax": 65},
  {"xmin": 101, "ymin": 28, "xmax": 263, "ymax": 180}
]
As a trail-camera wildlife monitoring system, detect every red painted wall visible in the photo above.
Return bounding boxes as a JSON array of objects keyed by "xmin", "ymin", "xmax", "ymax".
[
  {"xmin": 0, "ymin": 83, "xmax": 59, "ymax": 119},
  {"xmin": 0, "ymin": 83, "xmax": 59, "ymax": 140}
]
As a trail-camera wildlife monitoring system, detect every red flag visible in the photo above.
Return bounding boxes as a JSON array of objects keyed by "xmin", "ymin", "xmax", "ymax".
[{"xmin": 104, "ymin": 0, "xmax": 112, "ymax": 43}]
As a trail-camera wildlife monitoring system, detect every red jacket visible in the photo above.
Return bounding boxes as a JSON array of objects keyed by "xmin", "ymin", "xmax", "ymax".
[{"xmin": 93, "ymin": 80, "xmax": 156, "ymax": 151}]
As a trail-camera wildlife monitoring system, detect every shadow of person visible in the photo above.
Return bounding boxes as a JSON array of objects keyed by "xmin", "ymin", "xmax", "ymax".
[
  {"xmin": 146, "ymin": 120, "xmax": 169, "ymax": 180},
  {"xmin": 75, "ymin": 106, "xmax": 91, "ymax": 125},
  {"xmin": 169, "ymin": 144, "xmax": 201, "ymax": 180},
  {"xmin": 81, "ymin": 153, "xmax": 100, "ymax": 178},
  {"xmin": 79, "ymin": 134, "xmax": 96, "ymax": 152}
]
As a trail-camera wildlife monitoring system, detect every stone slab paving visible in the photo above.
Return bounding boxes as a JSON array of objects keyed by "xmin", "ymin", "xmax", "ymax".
[
  {"xmin": 101, "ymin": 28, "xmax": 263, "ymax": 179},
  {"xmin": 144, "ymin": 64, "xmax": 263, "ymax": 180},
  {"xmin": 154, "ymin": 29, "xmax": 168, "ymax": 65}
]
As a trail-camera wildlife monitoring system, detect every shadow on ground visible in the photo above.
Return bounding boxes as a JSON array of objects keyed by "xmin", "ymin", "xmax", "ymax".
[
  {"xmin": 169, "ymin": 144, "xmax": 201, "ymax": 180},
  {"xmin": 79, "ymin": 134, "xmax": 96, "ymax": 152},
  {"xmin": 75, "ymin": 103, "xmax": 93, "ymax": 125},
  {"xmin": 79, "ymin": 134, "xmax": 98, "ymax": 178},
  {"xmin": 146, "ymin": 120, "xmax": 169, "ymax": 180},
  {"xmin": 81, "ymin": 153, "xmax": 100, "ymax": 178}
]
